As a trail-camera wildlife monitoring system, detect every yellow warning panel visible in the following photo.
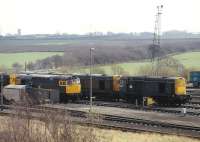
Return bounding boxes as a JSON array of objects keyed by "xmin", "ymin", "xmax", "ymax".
[
  {"xmin": 113, "ymin": 75, "xmax": 121, "ymax": 92},
  {"xmin": 147, "ymin": 97, "xmax": 155, "ymax": 106},
  {"xmin": 66, "ymin": 84, "xmax": 81, "ymax": 94},
  {"xmin": 10, "ymin": 74, "xmax": 16, "ymax": 85},
  {"xmin": 175, "ymin": 77, "xmax": 186, "ymax": 95}
]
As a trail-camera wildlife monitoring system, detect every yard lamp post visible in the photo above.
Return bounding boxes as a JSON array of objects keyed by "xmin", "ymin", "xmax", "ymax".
[
  {"xmin": 90, "ymin": 48, "xmax": 95, "ymax": 112},
  {"xmin": 1, "ymin": 74, "xmax": 3, "ymax": 111}
]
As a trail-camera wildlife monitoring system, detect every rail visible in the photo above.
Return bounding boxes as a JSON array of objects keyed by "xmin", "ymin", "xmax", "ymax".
[
  {"xmin": 74, "ymin": 100, "xmax": 200, "ymax": 116},
  {"xmin": 0, "ymin": 104, "xmax": 199, "ymax": 139}
]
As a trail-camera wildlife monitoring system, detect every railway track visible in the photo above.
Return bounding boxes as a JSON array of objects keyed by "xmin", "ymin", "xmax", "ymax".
[
  {"xmin": 1, "ymin": 105, "xmax": 200, "ymax": 139},
  {"xmin": 183, "ymin": 104, "xmax": 200, "ymax": 110},
  {"xmin": 187, "ymin": 88, "xmax": 200, "ymax": 106},
  {"xmin": 189, "ymin": 97, "xmax": 200, "ymax": 106},
  {"xmin": 187, "ymin": 88, "xmax": 200, "ymax": 96},
  {"xmin": 102, "ymin": 115, "xmax": 200, "ymax": 136},
  {"xmin": 189, "ymin": 101, "xmax": 200, "ymax": 105},
  {"xmin": 74, "ymin": 100, "xmax": 200, "ymax": 116}
]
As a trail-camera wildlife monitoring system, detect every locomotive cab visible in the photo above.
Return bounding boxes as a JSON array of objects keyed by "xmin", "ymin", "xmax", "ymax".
[
  {"xmin": 175, "ymin": 77, "xmax": 186, "ymax": 95},
  {"xmin": 65, "ymin": 77, "xmax": 81, "ymax": 94},
  {"xmin": 58, "ymin": 76, "xmax": 81, "ymax": 102},
  {"xmin": 173, "ymin": 77, "xmax": 190, "ymax": 105}
]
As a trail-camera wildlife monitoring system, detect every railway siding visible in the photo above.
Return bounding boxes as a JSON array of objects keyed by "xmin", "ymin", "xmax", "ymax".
[
  {"xmin": 74, "ymin": 100, "xmax": 200, "ymax": 116},
  {"xmin": 1, "ymin": 104, "xmax": 200, "ymax": 139},
  {"xmin": 39, "ymin": 103, "xmax": 200, "ymax": 128},
  {"xmin": 187, "ymin": 88, "xmax": 200, "ymax": 105}
]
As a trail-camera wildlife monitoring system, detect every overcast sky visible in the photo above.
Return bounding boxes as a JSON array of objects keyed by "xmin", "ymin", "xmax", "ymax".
[{"xmin": 0, "ymin": 0, "xmax": 199, "ymax": 35}]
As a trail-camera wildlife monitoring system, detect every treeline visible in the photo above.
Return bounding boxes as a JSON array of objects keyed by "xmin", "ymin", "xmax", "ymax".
[
  {"xmin": 10, "ymin": 56, "xmax": 193, "ymax": 80},
  {"xmin": 23, "ymin": 40, "xmax": 199, "ymax": 71},
  {"xmin": 4, "ymin": 35, "xmax": 200, "ymax": 73},
  {"xmin": 1, "ymin": 30, "xmax": 200, "ymax": 40},
  {"xmin": 24, "ymin": 54, "xmax": 129, "ymax": 75}
]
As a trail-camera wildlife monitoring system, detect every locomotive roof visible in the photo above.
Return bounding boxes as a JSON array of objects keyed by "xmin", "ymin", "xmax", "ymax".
[
  {"xmin": 121, "ymin": 76, "xmax": 184, "ymax": 80},
  {"xmin": 4, "ymin": 84, "xmax": 26, "ymax": 89},
  {"xmin": 18, "ymin": 73, "xmax": 77, "ymax": 79},
  {"xmin": 77, "ymin": 74, "xmax": 114, "ymax": 79},
  {"xmin": 190, "ymin": 71, "xmax": 200, "ymax": 73}
]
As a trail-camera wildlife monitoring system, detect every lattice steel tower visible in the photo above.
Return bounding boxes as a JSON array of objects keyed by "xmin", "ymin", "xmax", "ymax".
[{"xmin": 149, "ymin": 5, "xmax": 163, "ymax": 61}]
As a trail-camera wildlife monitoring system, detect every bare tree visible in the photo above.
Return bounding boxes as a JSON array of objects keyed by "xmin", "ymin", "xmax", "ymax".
[
  {"xmin": 52, "ymin": 55, "xmax": 63, "ymax": 68},
  {"xmin": 93, "ymin": 67, "xmax": 106, "ymax": 74},
  {"xmin": 26, "ymin": 62, "xmax": 35, "ymax": 71},
  {"xmin": 12, "ymin": 62, "xmax": 23, "ymax": 73},
  {"xmin": 111, "ymin": 64, "xmax": 129, "ymax": 75},
  {"xmin": 138, "ymin": 57, "xmax": 185, "ymax": 77}
]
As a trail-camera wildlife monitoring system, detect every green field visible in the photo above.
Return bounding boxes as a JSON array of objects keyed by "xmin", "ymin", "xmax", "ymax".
[
  {"xmin": 0, "ymin": 51, "xmax": 199, "ymax": 74},
  {"xmin": 91, "ymin": 51, "xmax": 200, "ymax": 75},
  {"xmin": 0, "ymin": 52, "xmax": 64, "ymax": 68},
  {"xmin": 97, "ymin": 62, "xmax": 148, "ymax": 75},
  {"xmin": 173, "ymin": 52, "xmax": 200, "ymax": 68}
]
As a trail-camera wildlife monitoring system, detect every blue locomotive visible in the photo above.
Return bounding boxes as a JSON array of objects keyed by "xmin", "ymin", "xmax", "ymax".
[{"xmin": 189, "ymin": 71, "xmax": 200, "ymax": 88}]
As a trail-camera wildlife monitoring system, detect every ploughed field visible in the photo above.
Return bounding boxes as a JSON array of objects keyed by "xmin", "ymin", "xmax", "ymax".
[{"xmin": 0, "ymin": 38, "xmax": 200, "ymax": 53}]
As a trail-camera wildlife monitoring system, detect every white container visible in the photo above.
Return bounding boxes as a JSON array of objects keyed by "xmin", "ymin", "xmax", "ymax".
[{"xmin": 3, "ymin": 85, "xmax": 26, "ymax": 102}]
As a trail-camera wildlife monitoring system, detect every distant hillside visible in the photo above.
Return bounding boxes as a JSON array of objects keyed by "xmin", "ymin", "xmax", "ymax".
[
  {"xmin": 0, "ymin": 35, "xmax": 200, "ymax": 70},
  {"xmin": 83, "ymin": 51, "xmax": 200, "ymax": 75},
  {"xmin": 0, "ymin": 52, "xmax": 64, "ymax": 68}
]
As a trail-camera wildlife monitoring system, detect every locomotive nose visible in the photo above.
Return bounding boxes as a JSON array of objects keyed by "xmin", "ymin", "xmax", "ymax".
[{"xmin": 175, "ymin": 77, "xmax": 186, "ymax": 96}]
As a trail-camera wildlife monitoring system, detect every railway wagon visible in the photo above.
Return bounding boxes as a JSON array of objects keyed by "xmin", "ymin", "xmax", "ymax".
[
  {"xmin": 9, "ymin": 73, "xmax": 81, "ymax": 102},
  {"xmin": 189, "ymin": 71, "xmax": 200, "ymax": 88},
  {"xmin": 120, "ymin": 76, "xmax": 190, "ymax": 105},
  {"xmin": 78, "ymin": 74, "xmax": 121, "ymax": 101}
]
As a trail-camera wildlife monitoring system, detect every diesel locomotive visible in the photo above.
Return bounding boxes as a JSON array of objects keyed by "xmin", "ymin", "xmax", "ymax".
[
  {"xmin": 0, "ymin": 72, "xmax": 190, "ymax": 106},
  {"xmin": 5, "ymin": 73, "xmax": 81, "ymax": 103},
  {"xmin": 120, "ymin": 76, "xmax": 189, "ymax": 105},
  {"xmin": 78, "ymin": 74, "xmax": 190, "ymax": 106},
  {"xmin": 78, "ymin": 74, "xmax": 121, "ymax": 101},
  {"xmin": 189, "ymin": 71, "xmax": 200, "ymax": 88}
]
